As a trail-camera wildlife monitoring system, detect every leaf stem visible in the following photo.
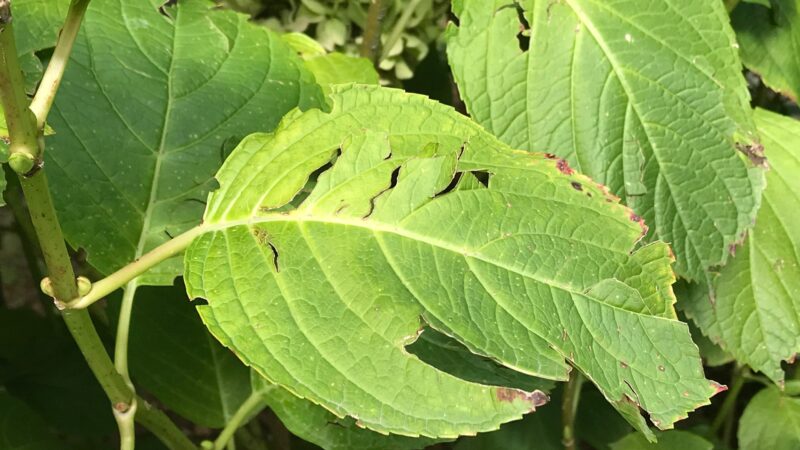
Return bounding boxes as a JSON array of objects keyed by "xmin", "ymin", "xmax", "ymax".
[
  {"xmin": 379, "ymin": 0, "xmax": 422, "ymax": 62},
  {"xmin": 66, "ymin": 225, "xmax": 205, "ymax": 309},
  {"xmin": 114, "ymin": 279, "xmax": 138, "ymax": 382},
  {"xmin": 562, "ymin": 371, "xmax": 584, "ymax": 450},
  {"xmin": 213, "ymin": 391, "xmax": 266, "ymax": 450},
  {"xmin": 30, "ymin": 0, "xmax": 91, "ymax": 129},
  {"xmin": 360, "ymin": 0, "xmax": 388, "ymax": 63},
  {"xmin": 710, "ymin": 365, "xmax": 745, "ymax": 437}
]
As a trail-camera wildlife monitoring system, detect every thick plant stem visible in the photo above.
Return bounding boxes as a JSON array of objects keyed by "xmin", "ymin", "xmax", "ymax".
[
  {"xmin": 360, "ymin": 0, "xmax": 387, "ymax": 63},
  {"xmin": 30, "ymin": 0, "xmax": 90, "ymax": 128},
  {"xmin": 137, "ymin": 399, "xmax": 197, "ymax": 450},
  {"xmin": 562, "ymin": 371, "xmax": 584, "ymax": 450},
  {"xmin": 0, "ymin": 12, "xmax": 39, "ymax": 172},
  {"xmin": 214, "ymin": 391, "xmax": 267, "ymax": 450}
]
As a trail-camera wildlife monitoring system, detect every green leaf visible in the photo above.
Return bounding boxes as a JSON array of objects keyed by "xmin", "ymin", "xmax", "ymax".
[
  {"xmin": 46, "ymin": 0, "xmax": 323, "ymax": 286},
  {"xmin": 185, "ymin": 84, "xmax": 718, "ymax": 437},
  {"xmin": 733, "ymin": 0, "xmax": 800, "ymax": 100},
  {"xmin": 10, "ymin": 0, "xmax": 71, "ymax": 90},
  {"xmin": 282, "ymin": 32, "xmax": 380, "ymax": 93},
  {"xmin": 254, "ymin": 374, "xmax": 437, "ymax": 450},
  {"xmin": 738, "ymin": 386, "xmax": 800, "ymax": 450},
  {"xmin": 611, "ymin": 430, "xmax": 713, "ymax": 450},
  {"xmin": 453, "ymin": 403, "xmax": 561, "ymax": 450},
  {"xmin": 0, "ymin": 392, "xmax": 61, "ymax": 450},
  {"xmin": 681, "ymin": 109, "xmax": 800, "ymax": 383},
  {"xmin": 0, "ymin": 139, "xmax": 7, "ymax": 207},
  {"xmin": 446, "ymin": 0, "xmax": 764, "ymax": 280},
  {"xmin": 407, "ymin": 328, "xmax": 555, "ymax": 394},
  {"xmin": 108, "ymin": 283, "xmax": 251, "ymax": 428}
]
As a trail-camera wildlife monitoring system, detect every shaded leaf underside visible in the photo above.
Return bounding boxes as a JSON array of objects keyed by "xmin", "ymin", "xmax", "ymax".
[
  {"xmin": 46, "ymin": 0, "xmax": 322, "ymax": 285},
  {"xmin": 185, "ymin": 85, "xmax": 717, "ymax": 438}
]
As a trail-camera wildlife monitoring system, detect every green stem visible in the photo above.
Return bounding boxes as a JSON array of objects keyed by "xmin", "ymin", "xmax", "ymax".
[
  {"xmin": 137, "ymin": 398, "xmax": 198, "ymax": 450},
  {"xmin": 360, "ymin": 0, "xmax": 388, "ymax": 63},
  {"xmin": 379, "ymin": 0, "xmax": 422, "ymax": 62},
  {"xmin": 562, "ymin": 371, "xmax": 584, "ymax": 450},
  {"xmin": 67, "ymin": 225, "xmax": 204, "ymax": 309},
  {"xmin": 710, "ymin": 365, "xmax": 745, "ymax": 437},
  {"xmin": 214, "ymin": 391, "xmax": 267, "ymax": 450},
  {"xmin": 114, "ymin": 279, "xmax": 138, "ymax": 382},
  {"xmin": 29, "ymin": 0, "xmax": 90, "ymax": 129},
  {"xmin": 0, "ymin": 8, "xmax": 39, "ymax": 172},
  {"xmin": 0, "ymin": 3, "xmax": 193, "ymax": 447}
]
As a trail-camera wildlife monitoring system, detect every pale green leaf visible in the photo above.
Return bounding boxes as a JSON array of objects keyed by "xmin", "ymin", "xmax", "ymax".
[
  {"xmin": 46, "ymin": 0, "xmax": 323, "ymax": 286},
  {"xmin": 108, "ymin": 283, "xmax": 250, "ymax": 429},
  {"xmin": 0, "ymin": 393, "xmax": 60, "ymax": 450},
  {"xmin": 446, "ymin": 0, "xmax": 764, "ymax": 280},
  {"xmin": 253, "ymin": 374, "xmax": 437, "ymax": 450},
  {"xmin": 681, "ymin": 109, "xmax": 800, "ymax": 383},
  {"xmin": 738, "ymin": 386, "xmax": 800, "ymax": 450},
  {"xmin": 611, "ymin": 430, "xmax": 713, "ymax": 450},
  {"xmin": 733, "ymin": 0, "xmax": 800, "ymax": 100},
  {"xmin": 282, "ymin": 32, "xmax": 380, "ymax": 92},
  {"xmin": 185, "ymin": 85, "xmax": 718, "ymax": 437}
]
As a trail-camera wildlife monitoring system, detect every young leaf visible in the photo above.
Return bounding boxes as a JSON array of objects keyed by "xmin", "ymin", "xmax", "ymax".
[
  {"xmin": 0, "ymin": 392, "xmax": 61, "ymax": 450},
  {"xmin": 45, "ymin": 0, "xmax": 323, "ymax": 286},
  {"xmin": 738, "ymin": 386, "xmax": 800, "ymax": 450},
  {"xmin": 733, "ymin": 0, "xmax": 800, "ymax": 100},
  {"xmin": 107, "ymin": 283, "xmax": 251, "ymax": 429},
  {"xmin": 253, "ymin": 374, "xmax": 439, "ymax": 450},
  {"xmin": 681, "ymin": 109, "xmax": 800, "ymax": 384},
  {"xmin": 446, "ymin": 0, "xmax": 764, "ymax": 280},
  {"xmin": 185, "ymin": 85, "xmax": 719, "ymax": 437},
  {"xmin": 611, "ymin": 430, "xmax": 713, "ymax": 450}
]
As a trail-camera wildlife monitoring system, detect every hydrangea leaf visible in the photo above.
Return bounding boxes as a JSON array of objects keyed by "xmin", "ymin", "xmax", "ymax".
[
  {"xmin": 253, "ymin": 373, "xmax": 439, "ymax": 450},
  {"xmin": 0, "ymin": 393, "xmax": 61, "ymax": 450},
  {"xmin": 733, "ymin": 0, "xmax": 800, "ymax": 100},
  {"xmin": 446, "ymin": 0, "xmax": 764, "ymax": 280},
  {"xmin": 611, "ymin": 430, "xmax": 713, "ymax": 450},
  {"xmin": 738, "ymin": 386, "xmax": 800, "ymax": 450},
  {"xmin": 45, "ymin": 0, "xmax": 323, "ymax": 286},
  {"xmin": 10, "ymin": 0, "xmax": 71, "ymax": 91},
  {"xmin": 184, "ymin": 85, "xmax": 719, "ymax": 437},
  {"xmin": 681, "ymin": 109, "xmax": 800, "ymax": 384}
]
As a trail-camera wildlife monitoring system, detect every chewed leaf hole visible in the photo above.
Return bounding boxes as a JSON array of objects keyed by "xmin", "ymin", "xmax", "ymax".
[
  {"xmin": 472, "ymin": 170, "xmax": 491, "ymax": 187},
  {"xmin": 434, "ymin": 171, "xmax": 464, "ymax": 197}
]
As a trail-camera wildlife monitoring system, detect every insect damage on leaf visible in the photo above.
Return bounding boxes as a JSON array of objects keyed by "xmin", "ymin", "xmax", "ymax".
[{"xmin": 185, "ymin": 85, "xmax": 721, "ymax": 439}]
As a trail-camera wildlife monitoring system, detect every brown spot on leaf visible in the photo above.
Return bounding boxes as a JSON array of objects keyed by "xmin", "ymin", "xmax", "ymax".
[
  {"xmin": 571, "ymin": 181, "xmax": 583, "ymax": 191},
  {"xmin": 736, "ymin": 142, "xmax": 768, "ymax": 168},
  {"xmin": 620, "ymin": 361, "xmax": 628, "ymax": 369},
  {"xmin": 658, "ymin": 365, "xmax": 665, "ymax": 372},
  {"xmin": 114, "ymin": 402, "xmax": 130, "ymax": 413},
  {"xmin": 628, "ymin": 213, "xmax": 648, "ymax": 239},
  {"xmin": 544, "ymin": 153, "xmax": 557, "ymax": 159},
  {"xmin": 556, "ymin": 159, "xmax": 574, "ymax": 175},
  {"xmin": 710, "ymin": 381, "xmax": 728, "ymax": 396},
  {"xmin": 495, "ymin": 388, "xmax": 549, "ymax": 411}
]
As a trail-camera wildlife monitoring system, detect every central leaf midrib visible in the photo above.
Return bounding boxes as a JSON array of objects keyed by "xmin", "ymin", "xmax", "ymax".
[{"xmin": 204, "ymin": 213, "xmax": 674, "ymax": 322}]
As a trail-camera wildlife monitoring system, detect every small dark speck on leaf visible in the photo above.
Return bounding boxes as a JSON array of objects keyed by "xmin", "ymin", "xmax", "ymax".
[
  {"xmin": 544, "ymin": 153, "xmax": 557, "ymax": 160},
  {"xmin": 658, "ymin": 365, "xmax": 665, "ymax": 372},
  {"xmin": 571, "ymin": 181, "xmax": 583, "ymax": 191},
  {"xmin": 620, "ymin": 361, "xmax": 628, "ymax": 369}
]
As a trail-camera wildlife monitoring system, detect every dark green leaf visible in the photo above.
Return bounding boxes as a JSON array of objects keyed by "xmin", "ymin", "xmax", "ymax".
[
  {"xmin": 611, "ymin": 430, "xmax": 713, "ymax": 450},
  {"xmin": 0, "ymin": 392, "xmax": 61, "ymax": 450},
  {"xmin": 738, "ymin": 386, "xmax": 800, "ymax": 450},
  {"xmin": 47, "ymin": 0, "xmax": 324, "ymax": 286}
]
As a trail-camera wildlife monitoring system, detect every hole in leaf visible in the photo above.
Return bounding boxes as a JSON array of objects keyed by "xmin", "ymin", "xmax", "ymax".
[
  {"xmin": 363, "ymin": 166, "xmax": 402, "ymax": 218},
  {"xmin": 434, "ymin": 171, "xmax": 464, "ymax": 197},
  {"xmin": 472, "ymin": 170, "xmax": 491, "ymax": 188},
  {"xmin": 267, "ymin": 242, "xmax": 280, "ymax": 272}
]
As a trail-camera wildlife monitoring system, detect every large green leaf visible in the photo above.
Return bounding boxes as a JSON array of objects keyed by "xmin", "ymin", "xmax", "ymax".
[
  {"xmin": 446, "ymin": 0, "xmax": 764, "ymax": 280},
  {"xmin": 453, "ymin": 403, "xmax": 561, "ymax": 450},
  {"xmin": 184, "ymin": 85, "xmax": 718, "ymax": 438},
  {"xmin": 46, "ymin": 0, "xmax": 323, "ymax": 286},
  {"xmin": 733, "ymin": 0, "xmax": 800, "ymax": 100},
  {"xmin": 681, "ymin": 109, "xmax": 800, "ymax": 383},
  {"xmin": 10, "ymin": 0, "xmax": 71, "ymax": 90},
  {"xmin": 738, "ymin": 386, "xmax": 800, "ymax": 450},
  {"xmin": 107, "ymin": 283, "xmax": 250, "ymax": 429},
  {"xmin": 0, "ymin": 392, "xmax": 61, "ymax": 450},
  {"xmin": 254, "ymin": 374, "xmax": 437, "ymax": 450}
]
